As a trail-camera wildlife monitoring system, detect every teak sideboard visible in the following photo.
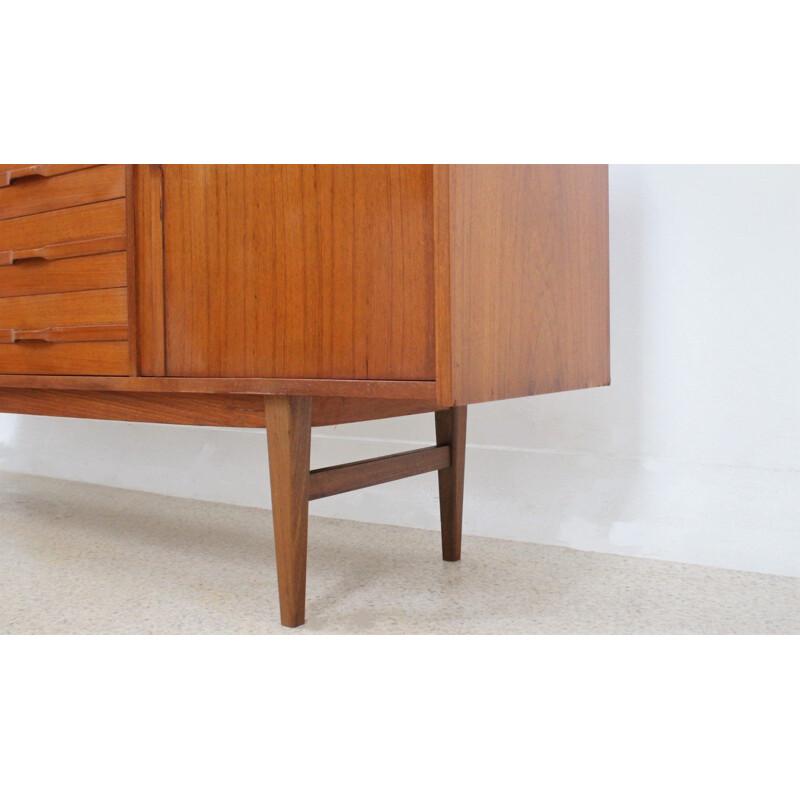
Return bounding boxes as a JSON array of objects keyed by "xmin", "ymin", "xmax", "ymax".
[{"xmin": 0, "ymin": 164, "xmax": 609, "ymax": 627}]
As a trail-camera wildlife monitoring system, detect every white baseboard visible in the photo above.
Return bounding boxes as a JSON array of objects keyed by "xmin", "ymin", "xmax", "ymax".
[{"xmin": 1, "ymin": 414, "xmax": 799, "ymax": 578}]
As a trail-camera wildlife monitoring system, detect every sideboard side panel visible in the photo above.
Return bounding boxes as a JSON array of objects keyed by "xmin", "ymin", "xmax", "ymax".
[
  {"xmin": 449, "ymin": 165, "xmax": 610, "ymax": 404},
  {"xmin": 161, "ymin": 165, "xmax": 435, "ymax": 381}
]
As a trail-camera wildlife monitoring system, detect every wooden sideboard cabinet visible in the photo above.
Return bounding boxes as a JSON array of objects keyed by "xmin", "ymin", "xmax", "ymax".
[{"xmin": 0, "ymin": 164, "xmax": 609, "ymax": 627}]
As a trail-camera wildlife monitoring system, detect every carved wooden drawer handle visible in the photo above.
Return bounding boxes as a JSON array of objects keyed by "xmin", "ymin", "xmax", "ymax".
[
  {"xmin": 0, "ymin": 164, "xmax": 97, "ymax": 188},
  {"xmin": 0, "ymin": 235, "xmax": 127, "ymax": 266},
  {"xmin": 0, "ymin": 324, "xmax": 128, "ymax": 344},
  {"xmin": 0, "ymin": 165, "xmax": 58, "ymax": 188}
]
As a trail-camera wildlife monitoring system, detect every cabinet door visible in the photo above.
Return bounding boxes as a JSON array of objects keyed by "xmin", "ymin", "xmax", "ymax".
[{"xmin": 161, "ymin": 165, "xmax": 436, "ymax": 380}]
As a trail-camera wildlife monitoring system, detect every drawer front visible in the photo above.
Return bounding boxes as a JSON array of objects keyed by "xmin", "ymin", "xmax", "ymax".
[
  {"xmin": 0, "ymin": 165, "xmax": 96, "ymax": 186},
  {"xmin": 0, "ymin": 198, "xmax": 126, "ymax": 259},
  {"xmin": 0, "ymin": 252, "xmax": 127, "ymax": 299},
  {"xmin": 0, "ymin": 165, "xmax": 122, "ymax": 222},
  {"xmin": 0, "ymin": 288, "xmax": 127, "ymax": 330},
  {"xmin": 0, "ymin": 341, "xmax": 128, "ymax": 375},
  {"xmin": 0, "ymin": 288, "xmax": 128, "ymax": 375},
  {"xmin": 0, "ymin": 183, "xmax": 130, "ymax": 376}
]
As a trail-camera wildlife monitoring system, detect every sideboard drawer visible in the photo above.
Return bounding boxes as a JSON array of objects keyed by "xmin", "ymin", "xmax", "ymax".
[
  {"xmin": 0, "ymin": 288, "xmax": 128, "ymax": 375},
  {"xmin": 0, "ymin": 341, "xmax": 128, "ymax": 375},
  {"xmin": 0, "ymin": 199, "xmax": 126, "ymax": 264},
  {"xmin": 0, "ymin": 288, "xmax": 127, "ymax": 330},
  {"xmin": 0, "ymin": 189, "xmax": 129, "ymax": 376},
  {"xmin": 0, "ymin": 165, "xmax": 122, "ymax": 222},
  {"xmin": 0, "ymin": 252, "xmax": 127, "ymax": 299},
  {"xmin": 0, "ymin": 164, "xmax": 96, "ymax": 188}
]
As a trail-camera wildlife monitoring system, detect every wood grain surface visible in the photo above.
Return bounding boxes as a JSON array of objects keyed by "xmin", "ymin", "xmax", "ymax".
[
  {"xmin": 162, "ymin": 165, "xmax": 435, "ymax": 380},
  {"xmin": 0, "ymin": 163, "xmax": 609, "ymax": 404},
  {"xmin": 0, "ymin": 288, "xmax": 127, "ymax": 330},
  {"xmin": 0, "ymin": 324, "xmax": 127, "ymax": 344},
  {"xmin": 264, "ymin": 395, "xmax": 313, "ymax": 627},
  {"xmin": 0, "ymin": 251, "xmax": 127, "ymax": 298},
  {"xmin": 133, "ymin": 164, "xmax": 164, "ymax": 376},
  {"xmin": 0, "ymin": 165, "xmax": 125, "ymax": 222},
  {"xmin": 0, "ymin": 165, "xmax": 96, "ymax": 188},
  {"xmin": 432, "ymin": 164, "xmax": 454, "ymax": 406},
  {"xmin": 309, "ymin": 444, "xmax": 450, "ymax": 501},
  {"xmin": 435, "ymin": 405, "xmax": 467, "ymax": 560},
  {"xmin": 0, "ymin": 198, "xmax": 126, "ymax": 254},
  {"xmin": 445, "ymin": 165, "xmax": 610, "ymax": 404},
  {"xmin": 0, "ymin": 374, "xmax": 436, "ymax": 398},
  {"xmin": 125, "ymin": 165, "xmax": 138, "ymax": 376},
  {"xmin": 0, "ymin": 236, "xmax": 126, "ymax": 267},
  {"xmin": 0, "ymin": 341, "xmax": 128, "ymax": 375},
  {"xmin": 0, "ymin": 389, "xmax": 440, "ymax": 428}
]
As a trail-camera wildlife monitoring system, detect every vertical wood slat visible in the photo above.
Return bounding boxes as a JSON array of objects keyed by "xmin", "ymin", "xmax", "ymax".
[
  {"xmin": 433, "ymin": 164, "xmax": 453, "ymax": 406},
  {"xmin": 125, "ymin": 165, "xmax": 137, "ymax": 375},
  {"xmin": 133, "ymin": 165, "xmax": 165, "ymax": 376}
]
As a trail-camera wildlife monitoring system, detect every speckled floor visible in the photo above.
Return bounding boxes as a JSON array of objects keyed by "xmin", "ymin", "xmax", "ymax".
[{"xmin": 0, "ymin": 471, "xmax": 797, "ymax": 634}]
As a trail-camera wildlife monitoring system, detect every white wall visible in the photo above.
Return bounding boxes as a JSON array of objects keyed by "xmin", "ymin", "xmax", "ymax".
[{"xmin": 2, "ymin": 165, "xmax": 799, "ymax": 577}]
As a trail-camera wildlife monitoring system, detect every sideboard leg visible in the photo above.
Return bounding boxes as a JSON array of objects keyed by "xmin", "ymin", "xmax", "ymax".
[
  {"xmin": 435, "ymin": 406, "xmax": 467, "ymax": 562},
  {"xmin": 265, "ymin": 396, "xmax": 313, "ymax": 628}
]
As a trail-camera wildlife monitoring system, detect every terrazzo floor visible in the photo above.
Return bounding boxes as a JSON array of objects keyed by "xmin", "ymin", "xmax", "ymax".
[{"xmin": 0, "ymin": 472, "xmax": 797, "ymax": 634}]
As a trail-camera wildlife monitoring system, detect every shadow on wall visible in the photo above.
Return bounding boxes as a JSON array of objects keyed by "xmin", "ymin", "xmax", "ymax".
[{"xmin": 0, "ymin": 414, "xmax": 273, "ymax": 508}]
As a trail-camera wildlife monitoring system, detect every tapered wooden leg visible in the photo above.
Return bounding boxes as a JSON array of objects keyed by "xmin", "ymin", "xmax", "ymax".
[
  {"xmin": 265, "ymin": 396, "xmax": 313, "ymax": 628},
  {"xmin": 435, "ymin": 406, "xmax": 467, "ymax": 562}
]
